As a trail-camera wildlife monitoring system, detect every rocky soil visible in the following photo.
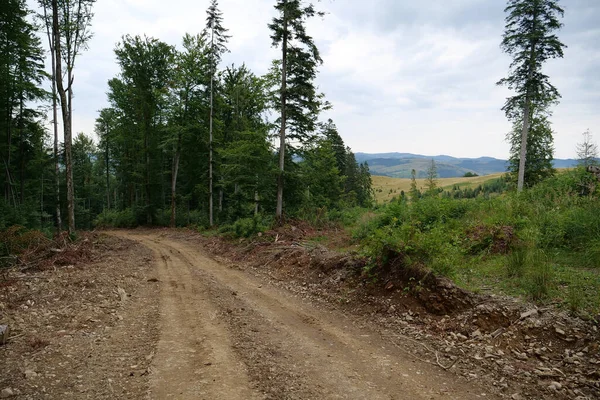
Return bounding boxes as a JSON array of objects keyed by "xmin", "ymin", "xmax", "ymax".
[
  {"xmin": 0, "ymin": 234, "xmax": 159, "ymax": 399},
  {"xmin": 1, "ymin": 227, "xmax": 598, "ymax": 399},
  {"xmin": 164, "ymin": 226, "xmax": 600, "ymax": 400}
]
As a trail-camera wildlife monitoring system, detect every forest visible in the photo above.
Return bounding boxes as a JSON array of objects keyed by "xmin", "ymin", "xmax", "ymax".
[{"xmin": 1, "ymin": 0, "xmax": 373, "ymax": 235}]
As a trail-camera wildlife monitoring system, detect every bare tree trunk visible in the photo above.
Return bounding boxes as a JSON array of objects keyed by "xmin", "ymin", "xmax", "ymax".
[
  {"xmin": 51, "ymin": 46, "xmax": 62, "ymax": 231},
  {"xmin": 254, "ymin": 189, "xmax": 259, "ymax": 216},
  {"xmin": 105, "ymin": 121, "xmax": 110, "ymax": 210},
  {"xmin": 276, "ymin": 17, "xmax": 288, "ymax": 225},
  {"xmin": 65, "ymin": 68, "xmax": 75, "ymax": 233},
  {"xmin": 52, "ymin": 0, "xmax": 74, "ymax": 234},
  {"xmin": 18, "ymin": 83, "xmax": 24, "ymax": 204},
  {"xmin": 209, "ymin": 20, "xmax": 215, "ymax": 227},
  {"xmin": 42, "ymin": 2, "xmax": 62, "ymax": 232},
  {"xmin": 144, "ymin": 127, "xmax": 151, "ymax": 224},
  {"xmin": 517, "ymin": 97, "xmax": 531, "ymax": 192},
  {"xmin": 4, "ymin": 34, "xmax": 12, "ymax": 204},
  {"xmin": 4, "ymin": 64, "xmax": 14, "ymax": 205},
  {"xmin": 170, "ymin": 133, "xmax": 181, "ymax": 228},
  {"xmin": 517, "ymin": 13, "xmax": 538, "ymax": 193}
]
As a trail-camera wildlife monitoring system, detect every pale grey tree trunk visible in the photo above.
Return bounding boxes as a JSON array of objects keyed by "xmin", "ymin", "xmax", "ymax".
[
  {"xmin": 517, "ymin": 40, "xmax": 537, "ymax": 193},
  {"xmin": 209, "ymin": 20, "xmax": 215, "ymax": 226},
  {"xmin": 276, "ymin": 17, "xmax": 288, "ymax": 225}
]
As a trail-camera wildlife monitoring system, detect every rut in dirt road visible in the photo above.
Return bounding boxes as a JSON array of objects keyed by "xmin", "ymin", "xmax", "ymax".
[{"xmin": 114, "ymin": 232, "xmax": 496, "ymax": 400}]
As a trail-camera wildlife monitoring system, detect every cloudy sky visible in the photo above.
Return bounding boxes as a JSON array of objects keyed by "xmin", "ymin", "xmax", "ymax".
[{"xmin": 30, "ymin": 0, "xmax": 599, "ymax": 159}]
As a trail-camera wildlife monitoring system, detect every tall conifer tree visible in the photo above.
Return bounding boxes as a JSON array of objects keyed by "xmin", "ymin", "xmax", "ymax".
[
  {"xmin": 269, "ymin": 0, "xmax": 326, "ymax": 224},
  {"xmin": 203, "ymin": 0, "xmax": 230, "ymax": 226},
  {"xmin": 497, "ymin": 0, "xmax": 565, "ymax": 191}
]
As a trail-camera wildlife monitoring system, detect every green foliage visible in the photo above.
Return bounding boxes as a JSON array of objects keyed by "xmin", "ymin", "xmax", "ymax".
[
  {"xmin": 567, "ymin": 277, "xmax": 585, "ymax": 314},
  {"xmin": 301, "ymin": 139, "xmax": 342, "ymax": 209},
  {"xmin": 463, "ymin": 172, "xmax": 479, "ymax": 177},
  {"xmin": 424, "ymin": 160, "xmax": 438, "ymax": 195},
  {"xmin": 524, "ymin": 249, "xmax": 554, "ymax": 301},
  {"xmin": 576, "ymin": 129, "xmax": 599, "ymax": 168},
  {"xmin": 94, "ymin": 209, "xmax": 138, "ymax": 228},
  {"xmin": 506, "ymin": 246, "xmax": 527, "ymax": 277},
  {"xmin": 409, "ymin": 169, "xmax": 420, "ymax": 202},
  {"xmin": 218, "ymin": 214, "xmax": 272, "ymax": 238},
  {"xmin": 507, "ymin": 115, "xmax": 555, "ymax": 187},
  {"xmin": 497, "ymin": 0, "xmax": 566, "ymax": 120}
]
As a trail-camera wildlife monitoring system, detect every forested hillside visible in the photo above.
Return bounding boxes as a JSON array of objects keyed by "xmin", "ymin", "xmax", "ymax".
[{"xmin": 0, "ymin": 0, "xmax": 373, "ymax": 232}]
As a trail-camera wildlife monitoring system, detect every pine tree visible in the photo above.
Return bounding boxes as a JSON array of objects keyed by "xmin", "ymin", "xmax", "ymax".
[
  {"xmin": 167, "ymin": 33, "xmax": 209, "ymax": 227},
  {"xmin": 424, "ymin": 159, "xmax": 438, "ymax": 195},
  {"xmin": 219, "ymin": 64, "xmax": 271, "ymax": 219},
  {"xmin": 1, "ymin": 0, "xmax": 48, "ymax": 212},
  {"xmin": 95, "ymin": 108, "xmax": 117, "ymax": 210},
  {"xmin": 301, "ymin": 139, "xmax": 342, "ymax": 209},
  {"xmin": 576, "ymin": 129, "xmax": 599, "ymax": 168},
  {"xmin": 507, "ymin": 114, "xmax": 555, "ymax": 186},
  {"xmin": 409, "ymin": 169, "xmax": 420, "ymax": 202},
  {"xmin": 203, "ymin": 0, "xmax": 230, "ymax": 226},
  {"xmin": 356, "ymin": 162, "xmax": 373, "ymax": 207},
  {"xmin": 269, "ymin": 0, "xmax": 327, "ymax": 224},
  {"xmin": 497, "ymin": 0, "xmax": 566, "ymax": 192},
  {"xmin": 321, "ymin": 119, "xmax": 346, "ymax": 174}
]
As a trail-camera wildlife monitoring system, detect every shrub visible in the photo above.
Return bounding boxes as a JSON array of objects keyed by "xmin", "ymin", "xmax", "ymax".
[
  {"xmin": 219, "ymin": 215, "xmax": 272, "ymax": 238},
  {"xmin": 93, "ymin": 209, "xmax": 137, "ymax": 228}
]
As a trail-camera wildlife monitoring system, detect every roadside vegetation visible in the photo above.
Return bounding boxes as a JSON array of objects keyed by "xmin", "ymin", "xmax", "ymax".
[{"xmin": 353, "ymin": 167, "xmax": 600, "ymax": 317}]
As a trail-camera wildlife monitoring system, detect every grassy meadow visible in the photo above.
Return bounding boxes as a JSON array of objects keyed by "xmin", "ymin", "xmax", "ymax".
[{"xmin": 372, "ymin": 173, "xmax": 505, "ymax": 203}]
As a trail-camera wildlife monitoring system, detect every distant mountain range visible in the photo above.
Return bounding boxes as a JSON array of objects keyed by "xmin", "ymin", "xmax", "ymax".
[{"xmin": 355, "ymin": 153, "xmax": 579, "ymax": 178}]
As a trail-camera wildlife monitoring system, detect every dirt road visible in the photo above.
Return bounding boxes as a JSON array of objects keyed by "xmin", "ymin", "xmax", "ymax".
[{"xmin": 114, "ymin": 231, "xmax": 494, "ymax": 400}]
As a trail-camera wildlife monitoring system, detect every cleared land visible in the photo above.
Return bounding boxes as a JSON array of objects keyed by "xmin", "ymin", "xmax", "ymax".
[{"xmin": 372, "ymin": 173, "xmax": 504, "ymax": 203}]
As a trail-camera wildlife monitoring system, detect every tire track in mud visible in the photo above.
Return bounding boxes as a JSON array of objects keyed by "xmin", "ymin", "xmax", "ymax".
[{"xmin": 115, "ymin": 232, "xmax": 497, "ymax": 400}]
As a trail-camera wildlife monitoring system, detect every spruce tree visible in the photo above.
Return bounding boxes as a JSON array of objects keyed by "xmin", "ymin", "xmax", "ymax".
[
  {"xmin": 269, "ymin": 0, "xmax": 327, "ymax": 224},
  {"xmin": 497, "ymin": 0, "xmax": 566, "ymax": 191}
]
